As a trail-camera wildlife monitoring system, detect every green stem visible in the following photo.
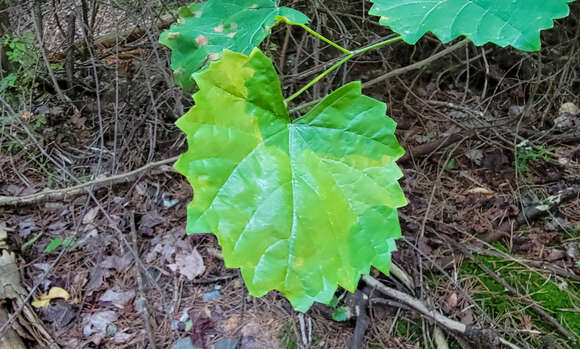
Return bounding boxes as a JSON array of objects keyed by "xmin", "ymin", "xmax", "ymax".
[
  {"xmin": 354, "ymin": 36, "xmax": 403, "ymax": 55},
  {"xmin": 281, "ymin": 18, "xmax": 352, "ymax": 55},
  {"xmin": 284, "ymin": 36, "xmax": 403, "ymax": 105},
  {"xmin": 285, "ymin": 53, "xmax": 354, "ymax": 104}
]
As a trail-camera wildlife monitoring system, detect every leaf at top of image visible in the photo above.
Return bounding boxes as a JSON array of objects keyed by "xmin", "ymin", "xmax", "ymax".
[
  {"xmin": 369, "ymin": 0, "xmax": 574, "ymax": 51},
  {"xmin": 174, "ymin": 48, "xmax": 407, "ymax": 311},
  {"xmin": 160, "ymin": 0, "xmax": 309, "ymax": 91}
]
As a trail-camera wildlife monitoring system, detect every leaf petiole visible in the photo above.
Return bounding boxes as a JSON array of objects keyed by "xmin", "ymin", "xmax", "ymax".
[
  {"xmin": 284, "ymin": 35, "xmax": 403, "ymax": 105},
  {"xmin": 285, "ymin": 53, "xmax": 353, "ymax": 104},
  {"xmin": 354, "ymin": 36, "xmax": 403, "ymax": 55},
  {"xmin": 280, "ymin": 17, "xmax": 352, "ymax": 55}
]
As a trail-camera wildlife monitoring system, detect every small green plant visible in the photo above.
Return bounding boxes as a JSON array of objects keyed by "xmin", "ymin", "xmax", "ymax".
[
  {"xmin": 516, "ymin": 142, "xmax": 555, "ymax": 173},
  {"xmin": 460, "ymin": 252, "xmax": 580, "ymax": 343},
  {"xmin": 160, "ymin": 0, "xmax": 573, "ymax": 311},
  {"xmin": 1, "ymin": 31, "xmax": 37, "ymax": 96},
  {"xmin": 44, "ymin": 237, "xmax": 75, "ymax": 253}
]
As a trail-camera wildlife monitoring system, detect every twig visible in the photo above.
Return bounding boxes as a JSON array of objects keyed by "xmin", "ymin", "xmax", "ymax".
[
  {"xmin": 130, "ymin": 214, "xmax": 157, "ymax": 349},
  {"xmin": 64, "ymin": 14, "xmax": 76, "ymax": 86},
  {"xmin": 289, "ymin": 39, "xmax": 469, "ymax": 113},
  {"xmin": 0, "ymin": 156, "xmax": 178, "ymax": 206},
  {"xmin": 361, "ymin": 39, "xmax": 468, "ymax": 89},
  {"xmin": 390, "ymin": 262, "xmax": 415, "ymax": 290},
  {"xmin": 30, "ymin": 4, "xmax": 74, "ymax": 109},
  {"xmin": 191, "ymin": 274, "xmax": 238, "ymax": 284},
  {"xmin": 349, "ymin": 288, "xmax": 371, "ymax": 349},
  {"xmin": 466, "ymin": 244, "xmax": 580, "ymax": 282},
  {"xmin": 480, "ymin": 186, "xmax": 580, "ymax": 242},
  {"xmin": 447, "ymin": 237, "xmax": 575, "ymax": 340},
  {"xmin": 298, "ymin": 313, "xmax": 312, "ymax": 348},
  {"xmin": 363, "ymin": 275, "xmax": 471, "ymax": 334},
  {"xmin": 362, "ymin": 275, "xmax": 520, "ymax": 348},
  {"xmin": 65, "ymin": 15, "xmax": 174, "ymax": 54},
  {"xmin": 400, "ymin": 131, "xmax": 476, "ymax": 162}
]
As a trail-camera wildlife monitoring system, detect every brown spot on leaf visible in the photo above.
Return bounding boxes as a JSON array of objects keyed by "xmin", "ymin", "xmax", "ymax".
[
  {"xmin": 227, "ymin": 32, "xmax": 237, "ymax": 38},
  {"xmin": 213, "ymin": 25, "xmax": 224, "ymax": 33},
  {"xmin": 208, "ymin": 53, "xmax": 220, "ymax": 61},
  {"xmin": 195, "ymin": 34, "xmax": 209, "ymax": 46},
  {"xmin": 167, "ymin": 32, "xmax": 180, "ymax": 39}
]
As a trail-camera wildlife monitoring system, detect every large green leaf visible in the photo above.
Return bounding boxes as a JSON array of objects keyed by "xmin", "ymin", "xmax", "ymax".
[
  {"xmin": 175, "ymin": 48, "xmax": 407, "ymax": 311},
  {"xmin": 160, "ymin": 0, "xmax": 309, "ymax": 91},
  {"xmin": 369, "ymin": 0, "xmax": 573, "ymax": 51}
]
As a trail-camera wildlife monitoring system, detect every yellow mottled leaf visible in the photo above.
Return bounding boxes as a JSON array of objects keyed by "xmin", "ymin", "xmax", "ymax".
[{"xmin": 31, "ymin": 287, "xmax": 70, "ymax": 308}]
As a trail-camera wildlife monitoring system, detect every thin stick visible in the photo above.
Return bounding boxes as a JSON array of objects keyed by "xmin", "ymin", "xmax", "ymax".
[
  {"xmin": 361, "ymin": 39, "xmax": 468, "ymax": 89},
  {"xmin": 289, "ymin": 39, "xmax": 468, "ymax": 113},
  {"xmin": 362, "ymin": 275, "xmax": 520, "ymax": 348},
  {"xmin": 31, "ymin": 3, "xmax": 74, "ymax": 109},
  {"xmin": 130, "ymin": 215, "xmax": 158, "ymax": 349},
  {"xmin": 447, "ymin": 237, "xmax": 575, "ymax": 340},
  {"xmin": 363, "ymin": 275, "xmax": 468, "ymax": 334},
  {"xmin": 0, "ymin": 156, "xmax": 178, "ymax": 206},
  {"xmin": 285, "ymin": 36, "xmax": 402, "ymax": 104}
]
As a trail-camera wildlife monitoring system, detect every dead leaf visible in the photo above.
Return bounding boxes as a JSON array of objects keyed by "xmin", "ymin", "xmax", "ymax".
[
  {"xmin": 0, "ymin": 250, "xmax": 22, "ymax": 299},
  {"xmin": 82, "ymin": 207, "xmax": 100, "ymax": 225},
  {"xmin": 87, "ymin": 260, "xmax": 111, "ymax": 295},
  {"xmin": 482, "ymin": 150, "xmax": 509, "ymax": 172},
  {"xmin": 447, "ymin": 292, "xmax": 458, "ymax": 309},
  {"xmin": 168, "ymin": 249, "xmax": 205, "ymax": 280},
  {"xmin": 460, "ymin": 309, "xmax": 474, "ymax": 325},
  {"xmin": 0, "ymin": 224, "xmax": 7, "ymax": 249},
  {"xmin": 522, "ymin": 314, "xmax": 533, "ymax": 330},
  {"xmin": 112, "ymin": 331, "xmax": 136, "ymax": 344},
  {"xmin": 19, "ymin": 111, "xmax": 33, "ymax": 120},
  {"xmin": 82, "ymin": 310, "xmax": 117, "ymax": 337},
  {"xmin": 223, "ymin": 315, "xmax": 240, "ymax": 334},
  {"xmin": 42, "ymin": 299, "xmax": 76, "ymax": 328},
  {"xmin": 32, "ymin": 287, "xmax": 70, "ymax": 308},
  {"xmin": 543, "ymin": 249, "xmax": 565, "ymax": 262},
  {"xmin": 190, "ymin": 315, "xmax": 215, "ymax": 348},
  {"xmin": 559, "ymin": 102, "xmax": 580, "ymax": 116},
  {"xmin": 101, "ymin": 254, "xmax": 132, "ymax": 273},
  {"xmin": 98, "ymin": 287, "xmax": 135, "ymax": 308},
  {"xmin": 18, "ymin": 218, "xmax": 37, "ymax": 238},
  {"xmin": 139, "ymin": 212, "xmax": 164, "ymax": 237}
]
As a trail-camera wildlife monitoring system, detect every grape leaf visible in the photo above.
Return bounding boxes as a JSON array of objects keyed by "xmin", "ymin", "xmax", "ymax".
[
  {"xmin": 175, "ymin": 48, "xmax": 406, "ymax": 311},
  {"xmin": 369, "ymin": 0, "xmax": 573, "ymax": 51},
  {"xmin": 160, "ymin": 0, "xmax": 309, "ymax": 91}
]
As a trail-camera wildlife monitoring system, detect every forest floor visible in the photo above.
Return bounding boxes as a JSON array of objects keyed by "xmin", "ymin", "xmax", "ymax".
[{"xmin": 0, "ymin": 1, "xmax": 579, "ymax": 348}]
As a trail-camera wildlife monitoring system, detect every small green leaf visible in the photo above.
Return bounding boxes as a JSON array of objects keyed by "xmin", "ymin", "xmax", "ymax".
[
  {"xmin": 175, "ymin": 48, "xmax": 406, "ymax": 311},
  {"xmin": 332, "ymin": 307, "xmax": 351, "ymax": 322},
  {"xmin": 369, "ymin": 0, "xmax": 573, "ymax": 51},
  {"xmin": 446, "ymin": 158, "xmax": 455, "ymax": 169},
  {"xmin": 160, "ymin": 0, "xmax": 309, "ymax": 91},
  {"xmin": 328, "ymin": 295, "xmax": 340, "ymax": 308},
  {"xmin": 44, "ymin": 237, "xmax": 74, "ymax": 253}
]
